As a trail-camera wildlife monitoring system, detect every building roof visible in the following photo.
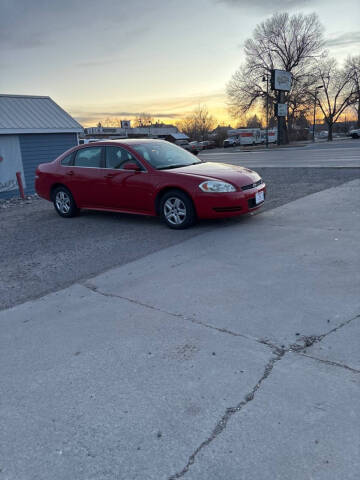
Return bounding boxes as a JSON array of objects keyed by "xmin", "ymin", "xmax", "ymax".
[
  {"xmin": 0, "ymin": 94, "xmax": 83, "ymax": 134},
  {"xmin": 167, "ymin": 132, "xmax": 189, "ymax": 140}
]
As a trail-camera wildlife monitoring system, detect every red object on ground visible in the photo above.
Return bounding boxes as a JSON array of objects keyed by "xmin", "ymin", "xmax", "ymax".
[
  {"xmin": 16, "ymin": 172, "xmax": 25, "ymax": 199},
  {"xmin": 35, "ymin": 139, "xmax": 266, "ymax": 226}
]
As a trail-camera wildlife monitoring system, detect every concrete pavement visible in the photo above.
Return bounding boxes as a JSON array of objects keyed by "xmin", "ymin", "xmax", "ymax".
[{"xmin": 1, "ymin": 180, "xmax": 359, "ymax": 479}]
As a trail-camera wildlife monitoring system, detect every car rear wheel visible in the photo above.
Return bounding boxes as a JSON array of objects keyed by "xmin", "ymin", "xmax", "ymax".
[
  {"xmin": 160, "ymin": 190, "xmax": 196, "ymax": 229},
  {"xmin": 53, "ymin": 186, "xmax": 79, "ymax": 218}
]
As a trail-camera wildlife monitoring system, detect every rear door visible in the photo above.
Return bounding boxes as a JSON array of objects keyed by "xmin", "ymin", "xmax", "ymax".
[{"xmin": 65, "ymin": 146, "xmax": 107, "ymax": 207}]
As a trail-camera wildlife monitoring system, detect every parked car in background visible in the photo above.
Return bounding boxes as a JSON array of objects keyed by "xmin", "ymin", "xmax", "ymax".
[
  {"xmin": 318, "ymin": 131, "xmax": 328, "ymax": 138},
  {"xmin": 78, "ymin": 138, "xmax": 99, "ymax": 145},
  {"xmin": 35, "ymin": 139, "xmax": 266, "ymax": 229},
  {"xmin": 223, "ymin": 137, "xmax": 240, "ymax": 148},
  {"xmin": 189, "ymin": 141, "xmax": 203, "ymax": 151},
  {"xmin": 175, "ymin": 139, "xmax": 199, "ymax": 155},
  {"xmin": 349, "ymin": 128, "xmax": 360, "ymax": 138},
  {"xmin": 200, "ymin": 140, "xmax": 216, "ymax": 150}
]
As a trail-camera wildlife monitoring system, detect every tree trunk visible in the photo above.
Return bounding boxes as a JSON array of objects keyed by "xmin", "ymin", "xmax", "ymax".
[
  {"xmin": 328, "ymin": 123, "xmax": 333, "ymax": 141},
  {"xmin": 287, "ymin": 115, "xmax": 294, "ymax": 142},
  {"xmin": 283, "ymin": 120, "xmax": 289, "ymax": 144}
]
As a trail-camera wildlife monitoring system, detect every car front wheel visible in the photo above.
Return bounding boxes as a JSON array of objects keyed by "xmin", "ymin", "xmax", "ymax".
[
  {"xmin": 53, "ymin": 186, "xmax": 79, "ymax": 218},
  {"xmin": 160, "ymin": 190, "xmax": 196, "ymax": 229}
]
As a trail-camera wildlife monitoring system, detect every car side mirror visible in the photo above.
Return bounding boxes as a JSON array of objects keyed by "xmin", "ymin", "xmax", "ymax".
[{"xmin": 123, "ymin": 162, "xmax": 141, "ymax": 171}]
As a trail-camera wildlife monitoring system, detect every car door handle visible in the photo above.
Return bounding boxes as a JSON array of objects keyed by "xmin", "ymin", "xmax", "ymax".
[
  {"xmin": 66, "ymin": 170, "xmax": 74, "ymax": 176},
  {"xmin": 105, "ymin": 173, "xmax": 116, "ymax": 178}
]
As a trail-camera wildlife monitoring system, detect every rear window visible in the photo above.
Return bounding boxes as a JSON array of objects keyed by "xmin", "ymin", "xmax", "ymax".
[
  {"xmin": 74, "ymin": 147, "xmax": 103, "ymax": 168},
  {"xmin": 61, "ymin": 153, "xmax": 73, "ymax": 166}
]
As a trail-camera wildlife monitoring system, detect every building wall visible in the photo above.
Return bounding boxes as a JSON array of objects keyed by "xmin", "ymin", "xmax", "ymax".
[{"xmin": 0, "ymin": 132, "xmax": 77, "ymax": 199}]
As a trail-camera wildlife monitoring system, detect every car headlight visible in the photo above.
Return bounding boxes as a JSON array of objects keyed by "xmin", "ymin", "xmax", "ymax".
[{"xmin": 199, "ymin": 181, "xmax": 236, "ymax": 193}]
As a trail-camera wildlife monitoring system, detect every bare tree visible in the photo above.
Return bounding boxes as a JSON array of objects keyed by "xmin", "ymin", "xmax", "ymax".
[
  {"xmin": 311, "ymin": 58, "xmax": 356, "ymax": 141},
  {"xmin": 246, "ymin": 114, "xmax": 262, "ymax": 128},
  {"xmin": 345, "ymin": 55, "xmax": 360, "ymax": 128},
  {"xmin": 133, "ymin": 113, "xmax": 154, "ymax": 127},
  {"xmin": 176, "ymin": 105, "xmax": 216, "ymax": 141},
  {"xmin": 100, "ymin": 117, "xmax": 122, "ymax": 127},
  {"xmin": 227, "ymin": 12, "xmax": 324, "ymax": 143}
]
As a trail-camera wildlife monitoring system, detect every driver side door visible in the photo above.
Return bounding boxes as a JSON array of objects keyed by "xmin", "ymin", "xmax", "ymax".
[{"xmin": 103, "ymin": 146, "xmax": 154, "ymax": 212}]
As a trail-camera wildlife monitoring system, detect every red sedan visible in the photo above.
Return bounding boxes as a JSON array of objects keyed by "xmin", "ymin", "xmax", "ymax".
[{"xmin": 35, "ymin": 139, "xmax": 266, "ymax": 229}]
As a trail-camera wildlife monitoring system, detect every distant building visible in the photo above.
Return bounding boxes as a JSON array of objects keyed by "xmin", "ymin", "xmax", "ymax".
[
  {"xmin": 84, "ymin": 124, "xmax": 179, "ymax": 139},
  {"xmin": 0, "ymin": 94, "xmax": 82, "ymax": 198}
]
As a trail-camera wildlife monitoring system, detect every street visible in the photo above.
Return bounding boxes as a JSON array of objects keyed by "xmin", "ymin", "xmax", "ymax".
[
  {"xmin": 1, "ymin": 141, "xmax": 360, "ymax": 480},
  {"xmin": 199, "ymin": 138, "xmax": 360, "ymax": 168}
]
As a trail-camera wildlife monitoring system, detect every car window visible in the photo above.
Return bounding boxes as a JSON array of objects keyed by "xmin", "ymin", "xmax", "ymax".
[
  {"xmin": 105, "ymin": 146, "xmax": 143, "ymax": 170},
  {"xmin": 132, "ymin": 142, "xmax": 201, "ymax": 170},
  {"xmin": 74, "ymin": 147, "xmax": 103, "ymax": 168},
  {"xmin": 61, "ymin": 153, "xmax": 73, "ymax": 166}
]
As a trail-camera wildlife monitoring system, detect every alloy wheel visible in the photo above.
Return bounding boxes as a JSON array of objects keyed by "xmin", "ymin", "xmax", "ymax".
[
  {"xmin": 55, "ymin": 191, "xmax": 71, "ymax": 214},
  {"xmin": 163, "ymin": 197, "xmax": 187, "ymax": 226}
]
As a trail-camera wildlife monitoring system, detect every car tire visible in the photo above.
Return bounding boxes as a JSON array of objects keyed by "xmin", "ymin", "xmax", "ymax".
[
  {"xmin": 160, "ymin": 190, "xmax": 196, "ymax": 229},
  {"xmin": 52, "ymin": 186, "xmax": 79, "ymax": 218}
]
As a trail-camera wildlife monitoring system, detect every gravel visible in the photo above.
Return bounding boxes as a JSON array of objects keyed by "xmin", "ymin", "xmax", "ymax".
[
  {"xmin": 1, "ymin": 167, "xmax": 359, "ymax": 310},
  {"xmin": 0, "ymin": 194, "xmax": 40, "ymax": 209}
]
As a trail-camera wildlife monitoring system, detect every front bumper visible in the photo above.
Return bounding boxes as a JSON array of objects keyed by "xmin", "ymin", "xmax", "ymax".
[{"xmin": 194, "ymin": 184, "xmax": 266, "ymax": 219}]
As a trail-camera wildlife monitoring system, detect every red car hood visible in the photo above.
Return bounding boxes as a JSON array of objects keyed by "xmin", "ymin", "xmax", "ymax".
[{"xmin": 167, "ymin": 162, "xmax": 261, "ymax": 187}]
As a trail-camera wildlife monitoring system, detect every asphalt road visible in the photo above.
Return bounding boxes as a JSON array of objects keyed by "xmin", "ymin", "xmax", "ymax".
[
  {"xmin": 199, "ymin": 138, "xmax": 360, "ymax": 167},
  {"xmin": 1, "ymin": 140, "xmax": 360, "ymax": 310}
]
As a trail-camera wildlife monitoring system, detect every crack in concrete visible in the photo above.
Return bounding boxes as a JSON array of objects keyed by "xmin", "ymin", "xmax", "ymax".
[
  {"xmin": 81, "ymin": 282, "xmax": 359, "ymax": 478},
  {"xmin": 168, "ymin": 350, "xmax": 285, "ymax": 479},
  {"xmin": 289, "ymin": 313, "xmax": 360, "ymax": 352},
  {"xmin": 81, "ymin": 282, "xmax": 277, "ymax": 351},
  {"xmin": 299, "ymin": 353, "xmax": 360, "ymax": 374},
  {"xmin": 167, "ymin": 313, "xmax": 360, "ymax": 479},
  {"xmin": 83, "ymin": 281, "xmax": 359, "ymax": 363}
]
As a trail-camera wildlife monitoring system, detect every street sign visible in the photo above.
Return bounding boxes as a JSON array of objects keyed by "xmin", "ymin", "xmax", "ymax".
[
  {"xmin": 275, "ymin": 103, "xmax": 288, "ymax": 117},
  {"xmin": 271, "ymin": 70, "xmax": 292, "ymax": 91}
]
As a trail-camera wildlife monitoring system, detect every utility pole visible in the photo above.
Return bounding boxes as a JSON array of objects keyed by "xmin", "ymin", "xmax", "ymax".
[
  {"xmin": 312, "ymin": 85, "xmax": 324, "ymax": 142},
  {"xmin": 262, "ymin": 74, "xmax": 270, "ymax": 148}
]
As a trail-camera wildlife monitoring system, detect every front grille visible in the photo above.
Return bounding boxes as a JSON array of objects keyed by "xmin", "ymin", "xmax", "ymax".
[
  {"xmin": 241, "ymin": 179, "xmax": 262, "ymax": 191},
  {"xmin": 213, "ymin": 206, "xmax": 243, "ymax": 212}
]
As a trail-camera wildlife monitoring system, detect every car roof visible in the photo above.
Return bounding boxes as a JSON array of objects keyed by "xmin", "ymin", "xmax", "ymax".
[{"xmin": 80, "ymin": 138, "xmax": 168, "ymax": 147}]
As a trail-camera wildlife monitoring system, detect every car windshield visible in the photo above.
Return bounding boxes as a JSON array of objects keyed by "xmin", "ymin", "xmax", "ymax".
[{"xmin": 132, "ymin": 142, "xmax": 201, "ymax": 170}]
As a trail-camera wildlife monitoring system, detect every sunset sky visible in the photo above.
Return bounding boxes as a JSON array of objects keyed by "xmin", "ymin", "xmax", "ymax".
[{"xmin": 1, "ymin": 0, "xmax": 359, "ymax": 127}]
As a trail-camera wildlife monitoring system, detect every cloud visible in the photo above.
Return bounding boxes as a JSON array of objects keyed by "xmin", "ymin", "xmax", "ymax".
[
  {"xmin": 325, "ymin": 31, "xmax": 360, "ymax": 47},
  {"xmin": 0, "ymin": 0, "xmax": 149, "ymax": 51},
  {"xmin": 0, "ymin": 31, "xmax": 51, "ymax": 50},
  {"xmin": 76, "ymin": 60, "xmax": 115, "ymax": 68},
  {"xmin": 66, "ymin": 91, "xmax": 228, "ymax": 126},
  {"xmin": 76, "ymin": 111, "xmax": 180, "ymax": 119},
  {"xmin": 73, "ymin": 112, "xmax": 181, "ymax": 126},
  {"xmin": 216, "ymin": 0, "xmax": 311, "ymax": 9}
]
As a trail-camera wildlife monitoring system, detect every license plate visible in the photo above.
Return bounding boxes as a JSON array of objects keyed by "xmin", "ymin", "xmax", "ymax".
[{"xmin": 255, "ymin": 191, "xmax": 264, "ymax": 204}]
